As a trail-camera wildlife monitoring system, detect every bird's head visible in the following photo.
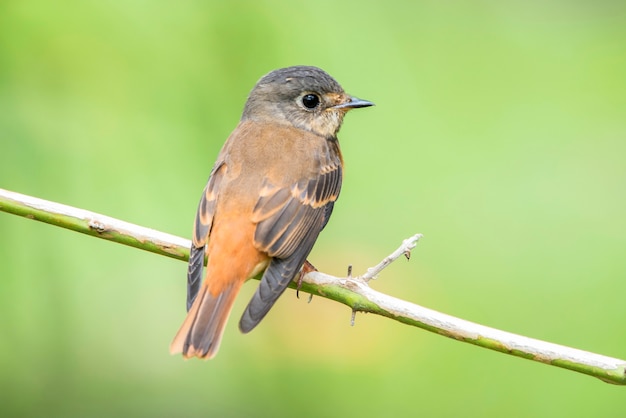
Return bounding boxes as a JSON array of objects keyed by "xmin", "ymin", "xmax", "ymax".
[{"xmin": 242, "ymin": 66, "xmax": 373, "ymax": 138}]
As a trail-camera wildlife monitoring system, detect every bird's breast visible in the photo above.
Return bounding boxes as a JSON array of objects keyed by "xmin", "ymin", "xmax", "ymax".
[{"xmin": 223, "ymin": 120, "xmax": 341, "ymax": 186}]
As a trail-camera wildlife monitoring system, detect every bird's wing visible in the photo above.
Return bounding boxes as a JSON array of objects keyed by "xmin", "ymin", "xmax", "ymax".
[
  {"xmin": 186, "ymin": 161, "xmax": 227, "ymax": 311},
  {"xmin": 239, "ymin": 151, "xmax": 342, "ymax": 332}
]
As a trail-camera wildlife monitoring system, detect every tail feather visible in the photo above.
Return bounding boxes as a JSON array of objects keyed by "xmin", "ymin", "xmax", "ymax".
[{"xmin": 170, "ymin": 281, "xmax": 242, "ymax": 359}]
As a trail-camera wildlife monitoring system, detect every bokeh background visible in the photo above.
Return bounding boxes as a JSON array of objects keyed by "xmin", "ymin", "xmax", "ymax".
[{"xmin": 1, "ymin": 1, "xmax": 625, "ymax": 417}]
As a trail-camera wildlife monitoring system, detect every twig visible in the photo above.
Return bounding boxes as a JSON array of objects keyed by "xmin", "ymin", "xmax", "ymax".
[
  {"xmin": 1, "ymin": 187, "xmax": 625, "ymax": 385},
  {"xmin": 354, "ymin": 234, "xmax": 422, "ymax": 282}
]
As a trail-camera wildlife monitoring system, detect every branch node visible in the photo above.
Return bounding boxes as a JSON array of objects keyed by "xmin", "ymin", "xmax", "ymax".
[{"xmin": 88, "ymin": 219, "xmax": 106, "ymax": 233}]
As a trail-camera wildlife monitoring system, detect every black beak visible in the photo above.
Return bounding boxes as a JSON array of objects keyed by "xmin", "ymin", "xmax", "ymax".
[{"xmin": 333, "ymin": 96, "xmax": 374, "ymax": 110}]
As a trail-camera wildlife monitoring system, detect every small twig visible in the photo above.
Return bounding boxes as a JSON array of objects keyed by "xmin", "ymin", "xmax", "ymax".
[
  {"xmin": 1, "ymin": 188, "xmax": 625, "ymax": 385},
  {"xmin": 354, "ymin": 234, "xmax": 422, "ymax": 282}
]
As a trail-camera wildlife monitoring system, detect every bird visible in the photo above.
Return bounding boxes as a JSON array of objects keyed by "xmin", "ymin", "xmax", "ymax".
[{"xmin": 170, "ymin": 65, "xmax": 373, "ymax": 359}]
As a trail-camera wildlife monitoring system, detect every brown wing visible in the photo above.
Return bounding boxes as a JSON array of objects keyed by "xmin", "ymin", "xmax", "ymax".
[
  {"xmin": 186, "ymin": 162, "xmax": 227, "ymax": 311},
  {"xmin": 239, "ymin": 153, "xmax": 342, "ymax": 333}
]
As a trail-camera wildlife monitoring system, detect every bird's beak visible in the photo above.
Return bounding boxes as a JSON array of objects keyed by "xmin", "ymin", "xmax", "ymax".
[{"xmin": 333, "ymin": 96, "xmax": 374, "ymax": 110}]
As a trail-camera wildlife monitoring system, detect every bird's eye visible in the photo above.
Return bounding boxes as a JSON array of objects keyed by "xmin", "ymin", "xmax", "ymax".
[{"xmin": 301, "ymin": 94, "xmax": 321, "ymax": 109}]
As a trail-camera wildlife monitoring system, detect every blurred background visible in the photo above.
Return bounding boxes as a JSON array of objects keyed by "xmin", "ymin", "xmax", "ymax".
[{"xmin": 1, "ymin": 1, "xmax": 625, "ymax": 416}]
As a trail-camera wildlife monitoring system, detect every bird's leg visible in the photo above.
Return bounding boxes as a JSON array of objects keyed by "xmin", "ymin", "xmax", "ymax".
[{"xmin": 295, "ymin": 260, "xmax": 318, "ymax": 299}]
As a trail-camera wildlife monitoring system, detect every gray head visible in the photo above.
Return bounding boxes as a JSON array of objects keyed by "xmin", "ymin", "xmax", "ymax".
[{"xmin": 242, "ymin": 66, "xmax": 373, "ymax": 138}]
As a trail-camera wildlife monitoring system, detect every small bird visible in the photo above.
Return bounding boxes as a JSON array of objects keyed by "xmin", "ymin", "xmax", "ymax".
[{"xmin": 170, "ymin": 66, "xmax": 373, "ymax": 359}]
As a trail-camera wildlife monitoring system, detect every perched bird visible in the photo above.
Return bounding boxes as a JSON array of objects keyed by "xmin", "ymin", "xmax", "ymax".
[{"xmin": 170, "ymin": 66, "xmax": 373, "ymax": 359}]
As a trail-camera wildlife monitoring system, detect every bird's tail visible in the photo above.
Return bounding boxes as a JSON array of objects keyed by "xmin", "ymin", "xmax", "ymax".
[{"xmin": 170, "ymin": 281, "xmax": 242, "ymax": 359}]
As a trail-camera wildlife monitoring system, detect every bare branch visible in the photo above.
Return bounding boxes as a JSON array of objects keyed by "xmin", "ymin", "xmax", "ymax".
[
  {"xmin": 1, "ymin": 187, "xmax": 625, "ymax": 385},
  {"xmin": 354, "ymin": 234, "xmax": 422, "ymax": 282}
]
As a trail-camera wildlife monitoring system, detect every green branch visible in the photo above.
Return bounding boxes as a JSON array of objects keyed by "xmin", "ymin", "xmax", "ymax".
[{"xmin": 1, "ymin": 187, "xmax": 625, "ymax": 385}]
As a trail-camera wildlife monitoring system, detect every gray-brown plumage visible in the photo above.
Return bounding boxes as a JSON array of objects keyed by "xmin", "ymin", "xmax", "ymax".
[{"xmin": 170, "ymin": 66, "xmax": 373, "ymax": 359}]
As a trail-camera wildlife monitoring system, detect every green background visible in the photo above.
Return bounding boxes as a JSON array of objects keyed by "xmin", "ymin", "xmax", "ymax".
[{"xmin": 1, "ymin": 1, "xmax": 625, "ymax": 417}]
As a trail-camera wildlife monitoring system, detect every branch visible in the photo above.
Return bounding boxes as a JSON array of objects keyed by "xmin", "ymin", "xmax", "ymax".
[
  {"xmin": 1, "ymin": 188, "xmax": 625, "ymax": 385},
  {"xmin": 0, "ymin": 188, "xmax": 190, "ymax": 261}
]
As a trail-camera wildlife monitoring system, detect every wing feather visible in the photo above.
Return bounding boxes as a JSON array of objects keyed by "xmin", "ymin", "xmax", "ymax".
[
  {"xmin": 186, "ymin": 162, "xmax": 227, "ymax": 311},
  {"xmin": 240, "ymin": 145, "xmax": 342, "ymax": 332}
]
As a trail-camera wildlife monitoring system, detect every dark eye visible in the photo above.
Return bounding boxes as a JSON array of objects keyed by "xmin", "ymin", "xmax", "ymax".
[{"xmin": 301, "ymin": 93, "xmax": 320, "ymax": 109}]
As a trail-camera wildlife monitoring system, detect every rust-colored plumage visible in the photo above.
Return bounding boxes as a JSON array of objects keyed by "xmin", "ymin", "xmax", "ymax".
[{"xmin": 170, "ymin": 66, "xmax": 373, "ymax": 359}]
